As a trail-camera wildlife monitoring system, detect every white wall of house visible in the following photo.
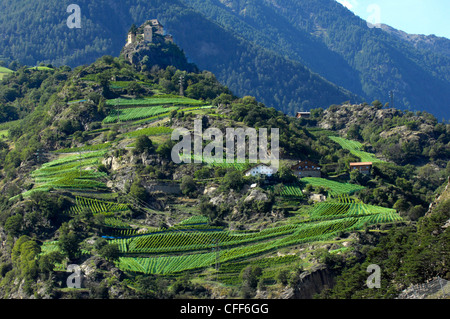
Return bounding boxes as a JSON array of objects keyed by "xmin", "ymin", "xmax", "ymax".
[{"xmin": 245, "ymin": 165, "xmax": 276, "ymax": 177}]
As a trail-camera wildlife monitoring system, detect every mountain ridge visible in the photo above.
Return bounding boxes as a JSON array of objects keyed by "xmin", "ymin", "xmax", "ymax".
[{"xmin": 375, "ymin": 23, "xmax": 450, "ymax": 59}]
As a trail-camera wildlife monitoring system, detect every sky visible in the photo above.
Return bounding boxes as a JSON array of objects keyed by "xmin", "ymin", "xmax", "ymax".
[{"xmin": 336, "ymin": 0, "xmax": 450, "ymax": 39}]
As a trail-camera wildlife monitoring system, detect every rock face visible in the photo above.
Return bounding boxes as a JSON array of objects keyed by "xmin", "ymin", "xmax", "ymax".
[
  {"xmin": 120, "ymin": 38, "xmax": 198, "ymax": 73},
  {"xmin": 396, "ymin": 277, "xmax": 450, "ymax": 299},
  {"xmin": 291, "ymin": 264, "xmax": 335, "ymax": 299},
  {"xmin": 319, "ymin": 103, "xmax": 435, "ymax": 140},
  {"xmin": 427, "ymin": 176, "xmax": 450, "ymax": 216},
  {"xmin": 244, "ymin": 188, "xmax": 268, "ymax": 203}
]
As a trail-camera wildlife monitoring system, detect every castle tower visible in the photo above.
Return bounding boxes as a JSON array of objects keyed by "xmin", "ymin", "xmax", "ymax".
[
  {"xmin": 143, "ymin": 25, "xmax": 153, "ymax": 42},
  {"xmin": 127, "ymin": 32, "xmax": 136, "ymax": 45},
  {"xmin": 150, "ymin": 19, "xmax": 164, "ymax": 35}
]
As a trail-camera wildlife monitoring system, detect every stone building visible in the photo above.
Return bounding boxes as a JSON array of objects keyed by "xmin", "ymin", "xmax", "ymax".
[
  {"xmin": 291, "ymin": 160, "xmax": 322, "ymax": 178},
  {"xmin": 126, "ymin": 19, "xmax": 173, "ymax": 46}
]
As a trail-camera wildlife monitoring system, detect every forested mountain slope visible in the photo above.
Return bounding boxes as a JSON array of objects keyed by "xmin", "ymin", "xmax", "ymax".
[
  {"xmin": 1, "ymin": 0, "xmax": 449, "ymax": 119},
  {"xmin": 0, "ymin": 0, "xmax": 358, "ymax": 115},
  {"xmin": 0, "ymin": 36, "xmax": 448, "ymax": 299}
]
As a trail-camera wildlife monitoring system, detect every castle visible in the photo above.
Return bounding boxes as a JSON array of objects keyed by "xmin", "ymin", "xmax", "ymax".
[{"xmin": 126, "ymin": 19, "xmax": 173, "ymax": 46}]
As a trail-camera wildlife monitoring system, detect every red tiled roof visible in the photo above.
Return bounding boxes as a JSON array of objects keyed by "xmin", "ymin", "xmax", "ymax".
[{"xmin": 349, "ymin": 162, "xmax": 373, "ymax": 166}]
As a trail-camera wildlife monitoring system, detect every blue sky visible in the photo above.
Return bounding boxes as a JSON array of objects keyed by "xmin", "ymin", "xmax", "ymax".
[{"xmin": 336, "ymin": 0, "xmax": 450, "ymax": 39}]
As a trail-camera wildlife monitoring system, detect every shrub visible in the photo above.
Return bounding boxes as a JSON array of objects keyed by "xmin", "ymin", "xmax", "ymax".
[
  {"xmin": 180, "ymin": 176, "xmax": 196, "ymax": 196},
  {"xmin": 134, "ymin": 135, "xmax": 154, "ymax": 154},
  {"xmin": 99, "ymin": 243, "xmax": 120, "ymax": 261}
]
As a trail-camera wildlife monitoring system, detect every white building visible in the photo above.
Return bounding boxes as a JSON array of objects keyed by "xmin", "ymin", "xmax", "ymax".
[{"xmin": 244, "ymin": 164, "xmax": 277, "ymax": 177}]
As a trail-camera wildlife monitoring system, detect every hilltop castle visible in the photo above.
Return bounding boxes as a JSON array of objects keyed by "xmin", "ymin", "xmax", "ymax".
[{"xmin": 126, "ymin": 19, "xmax": 173, "ymax": 46}]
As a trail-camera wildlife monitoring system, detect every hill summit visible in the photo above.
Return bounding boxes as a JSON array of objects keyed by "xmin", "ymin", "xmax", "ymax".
[{"xmin": 121, "ymin": 20, "xmax": 197, "ymax": 73}]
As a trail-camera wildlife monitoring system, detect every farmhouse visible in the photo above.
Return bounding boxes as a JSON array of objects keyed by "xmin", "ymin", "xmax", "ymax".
[
  {"xmin": 349, "ymin": 162, "xmax": 373, "ymax": 175},
  {"xmin": 291, "ymin": 160, "xmax": 322, "ymax": 178},
  {"xmin": 296, "ymin": 112, "xmax": 311, "ymax": 119},
  {"xmin": 244, "ymin": 163, "xmax": 277, "ymax": 177}
]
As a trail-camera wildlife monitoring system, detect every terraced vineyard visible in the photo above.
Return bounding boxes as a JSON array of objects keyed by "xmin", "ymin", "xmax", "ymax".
[
  {"xmin": 267, "ymin": 184, "xmax": 304, "ymax": 198},
  {"xmin": 328, "ymin": 136, "xmax": 384, "ymax": 163},
  {"xmin": 103, "ymin": 106, "xmax": 178, "ymax": 124},
  {"xmin": 11, "ymin": 151, "xmax": 108, "ymax": 200},
  {"xmin": 53, "ymin": 142, "xmax": 112, "ymax": 153},
  {"xmin": 179, "ymin": 215, "xmax": 209, "ymax": 225},
  {"xmin": 178, "ymin": 153, "xmax": 251, "ymax": 171},
  {"xmin": 111, "ymin": 198, "xmax": 403, "ymax": 275},
  {"xmin": 277, "ymin": 185, "xmax": 304, "ymax": 198},
  {"xmin": 308, "ymin": 197, "xmax": 399, "ymax": 221},
  {"xmin": 68, "ymin": 196, "xmax": 129, "ymax": 215},
  {"xmin": 301, "ymin": 177, "xmax": 366, "ymax": 196},
  {"xmin": 105, "ymin": 95, "xmax": 207, "ymax": 107},
  {"xmin": 103, "ymin": 95, "xmax": 212, "ymax": 124}
]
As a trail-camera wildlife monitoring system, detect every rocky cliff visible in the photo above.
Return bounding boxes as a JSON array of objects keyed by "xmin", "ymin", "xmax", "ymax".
[
  {"xmin": 120, "ymin": 36, "xmax": 198, "ymax": 73},
  {"xmin": 291, "ymin": 264, "xmax": 336, "ymax": 299}
]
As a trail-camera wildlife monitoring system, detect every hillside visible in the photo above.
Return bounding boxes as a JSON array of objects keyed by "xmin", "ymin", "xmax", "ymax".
[
  {"xmin": 0, "ymin": 0, "xmax": 359, "ymax": 116},
  {"xmin": 0, "ymin": 34, "xmax": 448, "ymax": 300},
  {"xmin": 313, "ymin": 102, "xmax": 450, "ymax": 165},
  {"xmin": 318, "ymin": 177, "xmax": 450, "ymax": 299},
  {"xmin": 183, "ymin": 0, "xmax": 450, "ymax": 119},
  {"xmin": 0, "ymin": 0, "xmax": 449, "ymax": 119}
]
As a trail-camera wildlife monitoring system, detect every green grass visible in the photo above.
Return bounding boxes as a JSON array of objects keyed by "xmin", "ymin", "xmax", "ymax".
[
  {"xmin": 125, "ymin": 126, "xmax": 173, "ymax": 138},
  {"xmin": 328, "ymin": 136, "xmax": 384, "ymax": 163},
  {"xmin": 67, "ymin": 99, "xmax": 87, "ymax": 105},
  {"xmin": 109, "ymin": 81, "xmax": 153, "ymax": 89},
  {"xmin": 53, "ymin": 142, "xmax": 112, "ymax": 153},
  {"xmin": 130, "ymin": 112, "xmax": 172, "ymax": 125},
  {"xmin": 0, "ymin": 130, "xmax": 8, "ymax": 139},
  {"xmin": 28, "ymin": 66, "xmax": 54, "ymax": 71},
  {"xmin": 0, "ymin": 66, "xmax": 13, "ymax": 80}
]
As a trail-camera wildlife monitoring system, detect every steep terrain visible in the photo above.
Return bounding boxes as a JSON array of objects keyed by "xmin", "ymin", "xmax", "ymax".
[
  {"xmin": 0, "ymin": 32, "xmax": 448, "ymax": 300},
  {"xmin": 0, "ymin": 0, "xmax": 449, "ymax": 119},
  {"xmin": 318, "ymin": 177, "xmax": 450, "ymax": 299},
  {"xmin": 377, "ymin": 23, "xmax": 450, "ymax": 59}
]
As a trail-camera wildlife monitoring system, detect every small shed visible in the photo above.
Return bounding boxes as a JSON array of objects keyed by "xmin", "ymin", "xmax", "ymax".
[{"xmin": 296, "ymin": 112, "xmax": 311, "ymax": 119}]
